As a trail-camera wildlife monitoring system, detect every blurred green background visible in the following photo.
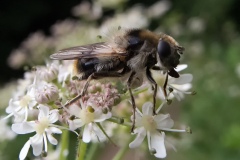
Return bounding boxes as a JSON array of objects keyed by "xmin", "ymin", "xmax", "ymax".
[{"xmin": 1, "ymin": 0, "xmax": 240, "ymax": 160}]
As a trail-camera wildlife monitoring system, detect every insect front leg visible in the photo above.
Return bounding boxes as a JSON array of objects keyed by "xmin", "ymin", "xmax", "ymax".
[
  {"xmin": 146, "ymin": 68, "xmax": 157, "ymax": 115},
  {"xmin": 126, "ymin": 71, "xmax": 137, "ymax": 133},
  {"xmin": 151, "ymin": 66, "xmax": 170, "ymax": 102},
  {"xmin": 163, "ymin": 73, "xmax": 169, "ymax": 100},
  {"xmin": 64, "ymin": 74, "xmax": 93, "ymax": 107},
  {"xmin": 64, "ymin": 71, "xmax": 126, "ymax": 107}
]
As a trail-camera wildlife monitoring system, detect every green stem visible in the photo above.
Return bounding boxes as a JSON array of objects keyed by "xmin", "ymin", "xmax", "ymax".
[
  {"xmin": 96, "ymin": 122, "xmax": 115, "ymax": 145},
  {"xmin": 85, "ymin": 143, "xmax": 99, "ymax": 160},
  {"xmin": 59, "ymin": 129, "xmax": 69, "ymax": 160},
  {"xmin": 112, "ymin": 136, "xmax": 134, "ymax": 160},
  {"xmin": 76, "ymin": 129, "xmax": 88, "ymax": 160}
]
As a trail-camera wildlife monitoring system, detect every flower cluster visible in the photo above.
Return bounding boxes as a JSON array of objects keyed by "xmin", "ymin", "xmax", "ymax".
[
  {"xmin": 1, "ymin": 1, "xmax": 195, "ymax": 159},
  {"xmin": 1, "ymin": 56, "xmax": 193, "ymax": 159}
]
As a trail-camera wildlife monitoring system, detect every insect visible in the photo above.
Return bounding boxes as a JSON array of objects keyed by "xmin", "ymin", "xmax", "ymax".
[{"xmin": 50, "ymin": 28, "xmax": 184, "ymax": 132}]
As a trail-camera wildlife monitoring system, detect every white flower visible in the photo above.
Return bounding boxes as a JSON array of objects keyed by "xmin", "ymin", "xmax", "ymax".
[
  {"xmin": 68, "ymin": 101, "xmax": 112, "ymax": 143},
  {"xmin": 129, "ymin": 102, "xmax": 186, "ymax": 158},
  {"xmin": 4, "ymin": 84, "xmax": 37, "ymax": 122},
  {"xmin": 36, "ymin": 62, "xmax": 59, "ymax": 82},
  {"xmin": 157, "ymin": 64, "xmax": 193, "ymax": 101},
  {"xmin": 35, "ymin": 82, "xmax": 59, "ymax": 104},
  {"xmin": 57, "ymin": 61, "xmax": 74, "ymax": 85},
  {"xmin": 13, "ymin": 71, "xmax": 35, "ymax": 99},
  {"xmin": 11, "ymin": 105, "xmax": 62, "ymax": 160},
  {"xmin": 0, "ymin": 117, "xmax": 16, "ymax": 141}
]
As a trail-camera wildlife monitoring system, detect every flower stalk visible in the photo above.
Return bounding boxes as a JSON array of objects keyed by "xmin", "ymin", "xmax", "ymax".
[{"xmin": 59, "ymin": 130, "xmax": 69, "ymax": 160}]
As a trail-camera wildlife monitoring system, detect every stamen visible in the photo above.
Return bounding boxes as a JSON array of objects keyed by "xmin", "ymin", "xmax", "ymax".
[
  {"xmin": 43, "ymin": 133, "xmax": 48, "ymax": 153},
  {"xmin": 24, "ymin": 107, "xmax": 28, "ymax": 121},
  {"xmin": 156, "ymin": 101, "xmax": 166, "ymax": 114},
  {"xmin": 160, "ymin": 128, "xmax": 186, "ymax": 133}
]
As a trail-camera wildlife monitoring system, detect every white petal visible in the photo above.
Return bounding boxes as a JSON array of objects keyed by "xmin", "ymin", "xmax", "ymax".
[
  {"xmin": 129, "ymin": 127, "xmax": 146, "ymax": 148},
  {"xmin": 172, "ymin": 91, "xmax": 183, "ymax": 101},
  {"xmin": 157, "ymin": 88, "xmax": 165, "ymax": 100},
  {"xmin": 6, "ymin": 99, "xmax": 15, "ymax": 113},
  {"xmin": 11, "ymin": 122, "xmax": 35, "ymax": 134},
  {"xmin": 142, "ymin": 102, "xmax": 153, "ymax": 115},
  {"xmin": 46, "ymin": 133, "xmax": 58, "ymax": 145},
  {"xmin": 175, "ymin": 64, "xmax": 187, "ymax": 72},
  {"xmin": 48, "ymin": 110, "xmax": 59, "ymax": 123},
  {"xmin": 82, "ymin": 125, "xmax": 92, "ymax": 143},
  {"xmin": 31, "ymin": 134, "xmax": 43, "ymax": 156},
  {"xmin": 94, "ymin": 111, "xmax": 112, "ymax": 122},
  {"xmin": 155, "ymin": 114, "xmax": 174, "ymax": 129},
  {"xmin": 48, "ymin": 127, "xmax": 62, "ymax": 134},
  {"xmin": 68, "ymin": 104, "xmax": 81, "ymax": 117},
  {"xmin": 169, "ymin": 74, "xmax": 193, "ymax": 85},
  {"xmin": 172, "ymin": 83, "xmax": 192, "ymax": 91},
  {"xmin": 19, "ymin": 140, "xmax": 31, "ymax": 160},
  {"xmin": 38, "ymin": 105, "xmax": 49, "ymax": 120},
  {"xmin": 134, "ymin": 112, "xmax": 143, "ymax": 126},
  {"xmin": 92, "ymin": 123, "xmax": 105, "ymax": 142},
  {"xmin": 28, "ymin": 100, "xmax": 37, "ymax": 109},
  {"xmin": 150, "ymin": 132, "xmax": 166, "ymax": 158},
  {"xmin": 69, "ymin": 119, "xmax": 84, "ymax": 130}
]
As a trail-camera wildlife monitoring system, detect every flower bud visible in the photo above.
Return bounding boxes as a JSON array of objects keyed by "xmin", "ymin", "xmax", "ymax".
[
  {"xmin": 37, "ymin": 62, "xmax": 58, "ymax": 82},
  {"xmin": 35, "ymin": 82, "xmax": 59, "ymax": 104}
]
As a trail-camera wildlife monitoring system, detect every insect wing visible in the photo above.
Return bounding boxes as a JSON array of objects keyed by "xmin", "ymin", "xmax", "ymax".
[{"xmin": 50, "ymin": 42, "xmax": 127, "ymax": 60}]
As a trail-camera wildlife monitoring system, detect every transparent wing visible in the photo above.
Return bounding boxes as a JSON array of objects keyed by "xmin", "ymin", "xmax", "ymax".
[{"xmin": 50, "ymin": 42, "xmax": 127, "ymax": 60}]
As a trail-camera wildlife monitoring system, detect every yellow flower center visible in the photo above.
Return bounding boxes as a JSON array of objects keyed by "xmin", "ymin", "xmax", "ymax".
[
  {"xmin": 35, "ymin": 117, "xmax": 50, "ymax": 134},
  {"xmin": 19, "ymin": 95, "xmax": 31, "ymax": 107},
  {"xmin": 142, "ymin": 115, "xmax": 157, "ymax": 132},
  {"xmin": 79, "ymin": 106, "xmax": 95, "ymax": 124}
]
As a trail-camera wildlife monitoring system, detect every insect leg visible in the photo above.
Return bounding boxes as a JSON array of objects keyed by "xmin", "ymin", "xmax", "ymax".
[
  {"xmin": 163, "ymin": 73, "xmax": 169, "ymax": 100},
  {"xmin": 151, "ymin": 66, "xmax": 170, "ymax": 101},
  {"xmin": 151, "ymin": 66, "xmax": 161, "ymax": 70},
  {"xmin": 65, "ymin": 71, "xmax": 127, "ymax": 107},
  {"xmin": 146, "ymin": 68, "xmax": 157, "ymax": 115},
  {"xmin": 126, "ymin": 71, "xmax": 137, "ymax": 132},
  {"xmin": 64, "ymin": 74, "xmax": 93, "ymax": 107}
]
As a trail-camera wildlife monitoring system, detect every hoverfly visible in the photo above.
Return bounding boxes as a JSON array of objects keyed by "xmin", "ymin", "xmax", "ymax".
[{"xmin": 50, "ymin": 28, "xmax": 184, "ymax": 132}]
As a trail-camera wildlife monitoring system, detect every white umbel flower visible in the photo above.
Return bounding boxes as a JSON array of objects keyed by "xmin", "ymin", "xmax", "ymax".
[
  {"xmin": 36, "ymin": 62, "xmax": 59, "ymax": 82},
  {"xmin": 0, "ymin": 117, "xmax": 16, "ymax": 141},
  {"xmin": 129, "ymin": 102, "xmax": 186, "ymax": 158},
  {"xmin": 68, "ymin": 101, "xmax": 112, "ymax": 143},
  {"xmin": 4, "ymin": 84, "xmax": 37, "ymax": 122},
  {"xmin": 157, "ymin": 64, "xmax": 193, "ymax": 101},
  {"xmin": 11, "ymin": 105, "xmax": 61, "ymax": 160}
]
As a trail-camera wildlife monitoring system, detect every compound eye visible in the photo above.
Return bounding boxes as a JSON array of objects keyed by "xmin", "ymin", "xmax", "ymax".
[{"xmin": 157, "ymin": 40, "xmax": 171, "ymax": 58}]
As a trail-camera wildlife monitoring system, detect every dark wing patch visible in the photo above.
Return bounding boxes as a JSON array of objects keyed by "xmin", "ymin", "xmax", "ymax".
[{"xmin": 50, "ymin": 42, "xmax": 127, "ymax": 60}]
